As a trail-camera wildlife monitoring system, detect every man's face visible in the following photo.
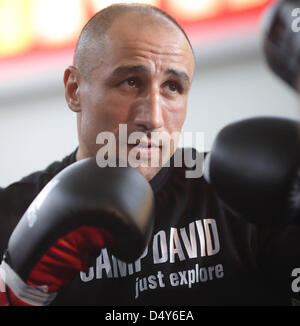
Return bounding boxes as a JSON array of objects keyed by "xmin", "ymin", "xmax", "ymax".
[{"xmin": 66, "ymin": 14, "xmax": 194, "ymax": 181}]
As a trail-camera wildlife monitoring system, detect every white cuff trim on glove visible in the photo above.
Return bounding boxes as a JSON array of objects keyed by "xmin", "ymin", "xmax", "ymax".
[{"xmin": 0, "ymin": 261, "xmax": 57, "ymax": 306}]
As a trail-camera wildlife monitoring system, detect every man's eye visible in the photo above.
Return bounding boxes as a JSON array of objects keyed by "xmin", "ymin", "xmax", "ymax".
[
  {"xmin": 166, "ymin": 81, "xmax": 181, "ymax": 93},
  {"xmin": 125, "ymin": 78, "xmax": 138, "ymax": 87},
  {"xmin": 117, "ymin": 78, "xmax": 140, "ymax": 91}
]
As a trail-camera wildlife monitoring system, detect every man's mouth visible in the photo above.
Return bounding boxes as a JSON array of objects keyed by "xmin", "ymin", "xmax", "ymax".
[
  {"xmin": 127, "ymin": 141, "xmax": 162, "ymax": 159},
  {"xmin": 136, "ymin": 140, "xmax": 161, "ymax": 148}
]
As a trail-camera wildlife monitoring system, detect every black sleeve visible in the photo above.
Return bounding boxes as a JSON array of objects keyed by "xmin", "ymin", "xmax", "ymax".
[
  {"xmin": 0, "ymin": 150, "xmax": 77, "ymax": 258},
  {"xmin": 0, "ymin": 182, "xmax": 39, "ymax": 258}
]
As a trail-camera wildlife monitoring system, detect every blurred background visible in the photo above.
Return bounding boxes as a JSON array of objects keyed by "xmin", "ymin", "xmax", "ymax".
[{"xmin": 1, "ymin": 0, "xmax": 299, "ymax": 187}]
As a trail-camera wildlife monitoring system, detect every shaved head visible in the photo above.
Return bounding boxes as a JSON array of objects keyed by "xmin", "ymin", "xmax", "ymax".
[{"xmin": 73, "ymin": 3, "xmax": 194, "ymax": 79}]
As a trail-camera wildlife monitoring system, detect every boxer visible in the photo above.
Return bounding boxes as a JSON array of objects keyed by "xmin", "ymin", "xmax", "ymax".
[{"xmin": 1, "ymin": 3, "xmax": 300, "ymax": 306}]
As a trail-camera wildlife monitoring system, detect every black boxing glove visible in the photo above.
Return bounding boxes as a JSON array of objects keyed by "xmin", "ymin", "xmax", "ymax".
[
  {"xmin": 0, "ymin": 158, "xmax": 154, "ymax": 306},
  {"xmin": 204, "ymin": 116, "xmax": 300, "ymax": 225},
  {"xmin": 262, "ymin": 0, "xmax": 300, "ymax": 90}
]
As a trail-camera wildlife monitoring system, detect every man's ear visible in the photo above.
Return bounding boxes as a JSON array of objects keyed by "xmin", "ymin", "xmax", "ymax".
[{"xmin": 64, "ymin": 66, "xmax": 81, "ymax": 112}]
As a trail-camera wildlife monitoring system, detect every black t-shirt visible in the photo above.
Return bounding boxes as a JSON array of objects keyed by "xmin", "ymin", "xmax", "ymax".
[{"xmin": 1, "ymin": 149, "xmax": 300, "ymax": 306}]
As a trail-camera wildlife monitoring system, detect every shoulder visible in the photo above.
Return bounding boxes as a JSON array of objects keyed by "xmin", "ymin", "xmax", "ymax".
[
  {"xmin": 0, "ymin": 151, "xmax": 77, "ymax": 255},
  {"xmin": 2, "ymin": 150, "xmax": 77, "ymax": 209}
]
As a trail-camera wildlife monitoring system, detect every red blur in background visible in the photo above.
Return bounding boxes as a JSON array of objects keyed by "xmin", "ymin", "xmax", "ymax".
[{"xmin": 0, "ymin": 0, "xmax": 274, "ymax": 83}]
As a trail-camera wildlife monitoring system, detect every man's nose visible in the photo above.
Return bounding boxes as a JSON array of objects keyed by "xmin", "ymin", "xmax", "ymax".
[{"xmin": 133, "ymin": 88, "xmax": 164, "ymax": 131}]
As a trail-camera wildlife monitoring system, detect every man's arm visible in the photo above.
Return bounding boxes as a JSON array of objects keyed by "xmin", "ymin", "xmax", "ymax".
[
  {"xmin": 0, "ymin": 158, "xmax": 154, "ymax": 306},
  {"xmin": 0, "ymin": 151, "xmax": 78, "ymax": 257},
  {"xmin": 204, "ymin": 116, "xmax": 300, "ymax": 304},
  {"xmin": 0, "ymin": 183, "xmax": 36, "ymax": 258}
]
